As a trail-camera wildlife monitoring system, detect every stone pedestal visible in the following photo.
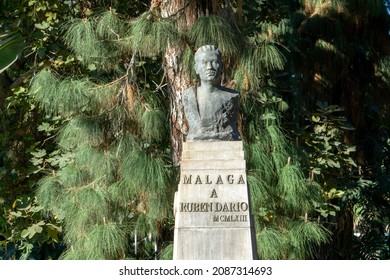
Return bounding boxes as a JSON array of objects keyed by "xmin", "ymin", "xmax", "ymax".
[{"xmin": 173, "ymin": 141, "xmax": 257, "ymax": 260}]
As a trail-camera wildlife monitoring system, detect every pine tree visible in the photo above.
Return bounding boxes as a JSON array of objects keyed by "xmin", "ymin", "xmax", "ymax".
[
  {"xmin": 30, "ymin": 0, "xmax": 329, "ymax": 259},
  {"xmin": 31, "ymin": 5, "xmax": 176, "ymax": 259}
]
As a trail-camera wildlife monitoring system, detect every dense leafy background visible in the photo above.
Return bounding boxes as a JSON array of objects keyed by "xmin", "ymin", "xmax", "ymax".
[{"xmin": 1, "ymin": 0, "xmax": 389, "ymax": 259}]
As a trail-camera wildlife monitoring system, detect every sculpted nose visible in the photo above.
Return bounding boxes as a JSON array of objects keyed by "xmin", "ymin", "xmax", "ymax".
[{"xmin": 206, "ymin": 61, "xmax": 214, "ymax": 69}]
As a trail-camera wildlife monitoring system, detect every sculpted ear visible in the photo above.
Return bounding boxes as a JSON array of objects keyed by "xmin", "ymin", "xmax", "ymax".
[{"xmin": 194, "ymin": 62, "xmax": 200, "ymax": 75}]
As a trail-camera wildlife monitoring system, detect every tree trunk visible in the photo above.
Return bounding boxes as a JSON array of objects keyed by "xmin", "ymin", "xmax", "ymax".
[{"xmin": 160, "ymin": 0, "xmax": 209, "ymax": 165}]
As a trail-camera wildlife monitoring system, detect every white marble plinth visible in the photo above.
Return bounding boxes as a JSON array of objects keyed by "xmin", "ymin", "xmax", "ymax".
[{"xmin": 173, "ymin": 141, "xmax": 257, "ymax": 260}]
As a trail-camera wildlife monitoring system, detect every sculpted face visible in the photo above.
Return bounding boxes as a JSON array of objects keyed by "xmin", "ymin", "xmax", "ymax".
[{"xmin": 195, "ymin": 47, "xmax": 222, "ymax": 84}]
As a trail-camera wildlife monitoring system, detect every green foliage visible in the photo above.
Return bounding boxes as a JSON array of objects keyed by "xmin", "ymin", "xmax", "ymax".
[
  {"xmin": 58, "ymin": 117, "xmax": 105, "ymax": 149},
  {"xmin": 75, "ymin": 145, "xmax": 116, "ymax": 185},
  {"xmin": 346, "ymin": 178, "xmax": 390, "ymax": 259},
  {"xmin": 257, "ymin": 43, "xmax": 287, "ymax": 72},
  {"xmin": 238, "ymin": 3, "xmax": 330, "ymax": 257},
  {"xmin": 0, "ymin": 33, "xmax": 25, "ymax": 73},
  {"xmin": 131, "ymin": 11, "xmax": 179, "ymax": 56},
  {"xmin": 286, "ymin": 221, "xmax": 330, "ymax": 259},
  {"xmin": 256, "ymin": 220, "xmax": 330, "ymax": 260},
  {"xmin": 189, "ymin": 15, "xmax": 240, "ymax": 56},
  {"xmin": 291, "ymin": 0, "xmax": 390, "ymax": 259},
  {"xmin": 1, "ymin": 0, "xmax": 155, "ymax": 261},
  {"xmin": 297, "ymin": 101, "xmax": 360, "ymax": 237},
  {"xmin": 243, "ymin": 0, "xmax": 296, "ymax": 35},
  {"xmin": 132, "ymin": 95, "xmax": 169, "ymax": 143},
  {"xmin": 234, "ymin": 23, "xmax": 289, "ymax": 91},
  {"xmin": 0, "ymin": 196, "xmax": 62, "ymax": 259},
  {"xmin": 64, "ymin": 19, "xmax": 111, "ymax": 68},
  {"xmin": 35, "ymin": 176, "xmax": 62, "ymax": 212},
  {"xmin": 6, "ymin": 0, "xmax": 389, "ymax": 261},
  {"xmin": 31, "ymin": 8, "xmax": 174, "ymax": 258},
  {"xmin": 96, "ymin": 10, "xmax": 127, "ymax": 41},
  {"xmin": 57, "ymin": 163, "xmax": 86, "ymax": 189},
  {"xmin": 180, "ymin": 46, "xmax": 197, "ymax": 81},
  {"xmin": 301, "ymin": 101, "xmax": 356, "ymax": 190},
  {"xmin": 279, "ymin": 164, "xmax": 310, "ymax": 214},
  {"xmin": 120, "ymin": 145, "xmax": 173, "ymax": 209},
  {"xmin": 159, "ymin": 242, "xmax": 174, "ymax": 260},
  {"xmin": 243, "ymin": 103, "xmax": 328, "ymax": 259},
  {"xmin": 83, "ymin": 223, "xmax": 128, "ymax": 259},
  {"xmin": 376, "ymin": 56, "xmax": 390, "ymax": 86},
  {"xmin": 31, "ymin": 70, "xmax": 118, "ymax": 118},
  {"xmin": 63, "ymin": 9, "xmax": 133, "ymax": 71},
  {"xmin": 256, "ymin": 228, "xmax": 286, "ymax": 259}
]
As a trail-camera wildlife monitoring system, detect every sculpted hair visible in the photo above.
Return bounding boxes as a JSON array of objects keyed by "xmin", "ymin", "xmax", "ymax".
[{"xmin": 194, "ymin": 45, "xmax": 222, "ymax": 63}]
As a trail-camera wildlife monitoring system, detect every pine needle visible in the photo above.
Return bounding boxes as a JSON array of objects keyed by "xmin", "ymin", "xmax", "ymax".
[
  {"xmin": 181, "ymin": 46, "xmax": 197, "ymax": 81},
  {"xmin": 257, "ymin": 227, "xmax": 287, "ymax": 259},
  {"xmin": 36, "ymin": 176, "xmax": 62, "ymax": 211},
  {"xmin": 85, "ymin": 223, "xmax": 128, "ymax": 259},
  {"xmin": 107, "ymin": 180, "xmax": 136, "ymax": 206},
  {"xmin": 58, "ymin": 116, "xmax": 105, "ymax": 149},
  {"xmin": 189, "ymin": 15, "xmax": 240, "ymax": 56},
  {"xmin": 60, "ymin": 249, "xmax": 88, "ymax": 260},
  {"xmin": 305, "ymin": 180, "xmax": 324, "ymax": 204},
  {"xmin": 62, "ymin": 184, "xmax": 111, "ymax": 237},
  {"xmin": 257, "ymin": 42, "xmax": 287, "ymax": 72},
  {"xmin": 131, "ymin": 11, "xmax": 179, "ymax": 56},
  {"xmin": 278, "ymin": 164, "xmax": 313, "ymax": 215},
  {"xmin": 247, "ymin": 171, "xmax": 271, "ymax": 208},
  {"xmin": 74, "ymin": 145, "xmax": 115, "ymax": 186},
  {"xmin": 266, "ymin": 125, "xmax": 288, "ymax": 152},
  {"xmin": 111, "ymin": 133, "xmax": 139, "ymax": 161},
  {"xmin": 134, "ymin": 213, "xmax": 155, "ymax": 238},
  {"xmin": 287, "ymin": 221, "xmax": 330, "ymax": 259},
  {"xmin": 145, "ymin": 190, "xmax": 172, "ymax": 221},
  {"xmin": 121, "ymin": 146, "xmax": 168, "ymax": 193},
  {"xmin": 31, "ymin": 70, "xmax": 118, "ymax": 117},
  {"xmin": 158, "ymin": 242, "xmax": 173, "ymax": 260},
  {"xmin": 64, "ymin": 19, "xmax": 111, "ymax": 67},
  {"xmin": 247, "ymin": 140, "xmax": 276, "ymax": 184},
  {"xmin": 58, "ymin": 78, "xmax": 93, "ymax": 116},
  {"xmin": 271, "ymin": 150, "xmax": 289, "ymax": 174},
  {"xmin": 90, "ymin": 83, "xmax": 118, "ymax": 115},
  {"xmin": 30, "ymin": 70, "xmax": 60, "ymax": 116},
  {"xmin": 141, "ymin": 106, "xmax": 167, "ymax": 142},
  {"xmin": 57, "ymin": 163, "xmax": 87, "ymax": 189},
  {"xmin": 96, "ymin": 10, "xmax": 127, "ymax": 41}
]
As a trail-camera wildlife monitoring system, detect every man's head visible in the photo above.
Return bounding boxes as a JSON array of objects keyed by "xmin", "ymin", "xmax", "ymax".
[{"xmin": 194, "ymin": 45, "xmax": 222, "ymax": 85}]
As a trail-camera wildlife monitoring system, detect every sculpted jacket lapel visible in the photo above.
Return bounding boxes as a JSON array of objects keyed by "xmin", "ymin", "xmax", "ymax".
[{"xmin": 183, "ymin": 87, "xmax": 201, "ymax": 140}]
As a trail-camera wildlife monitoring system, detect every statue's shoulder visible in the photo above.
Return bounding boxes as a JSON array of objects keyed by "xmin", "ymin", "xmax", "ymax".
[
  {"xmin": 183, "ymin": 87, "xmax": 196, "ymax": 94},
  {"xmin": 181, "ymin": 87, "xmax": 196, "ymax": 110},
  {"xmin": 182, "ymin": 87, "xmax": 196, "ymax": 103},
  {"xmin": 219, "ymin": 86, "xmax": 239, "ymax": 102}
]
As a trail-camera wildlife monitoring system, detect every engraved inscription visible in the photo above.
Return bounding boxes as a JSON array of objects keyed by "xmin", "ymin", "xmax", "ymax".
[
  {"xmin": 179, "ymin": 172, "xmax": 248, "ymax": 224},
  {"xmin": 179, "ymin": 202, "xmax": 248, "ymax": 213},
  {"xmin": 179, "ymin": 201, "xmax": 249, "ymax": 223},
  {"xmin": 210, "ymin": 189, "xmax": 218, "ymax": 198},
  {"xmin": 215, "ymin": 202, "xmax": 248, "ymax": 212},
  {"xmin": 214, "ymin": 214, "xmax": 248, "ymax": 222},
  {"xmin": 182, "ymin": 174, "xmax": 246, "ymax": 185},
  {"xmin": 180, "ymin": 202, "xmax": 213, "ymax": 212},
  {"xmin": 183, "ymin": 175, "xmax": 192, "ymax": 184},
  {"xmin": 195, "ymin": 175, "xmax": 202, "ymax": 184}
]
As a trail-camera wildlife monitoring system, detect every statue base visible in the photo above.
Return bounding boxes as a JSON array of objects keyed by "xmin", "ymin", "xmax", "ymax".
[{"xmin": 173, "ymin": 141, "xmax": 257, "ymax": 260}]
